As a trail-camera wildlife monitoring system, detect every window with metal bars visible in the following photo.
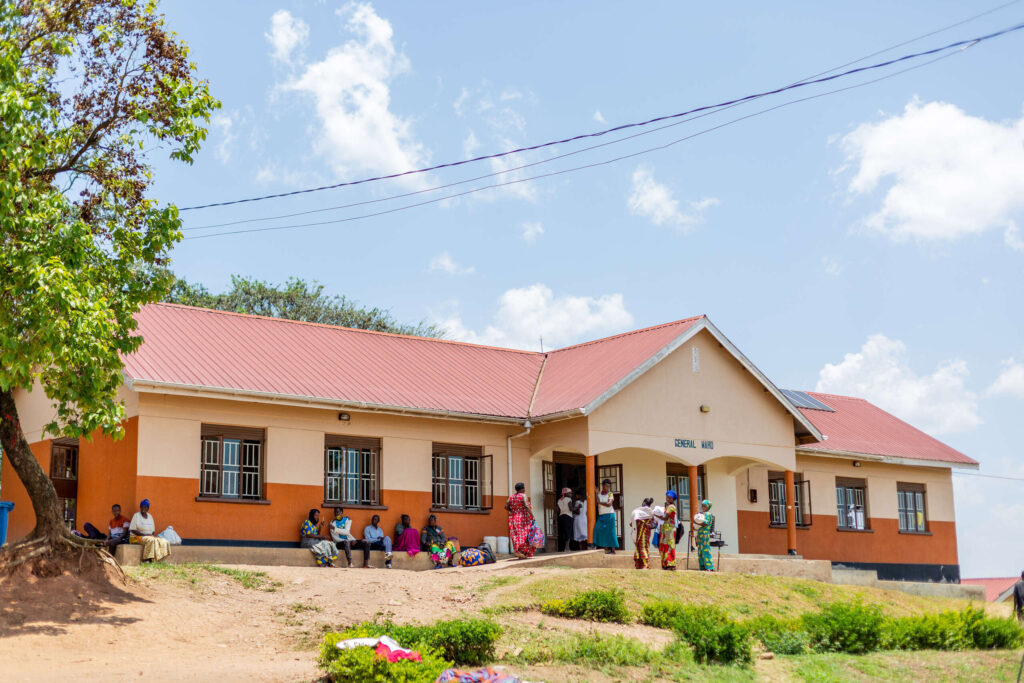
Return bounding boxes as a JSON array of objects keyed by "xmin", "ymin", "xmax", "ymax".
[
  {"xmin": 199, "ymin": 425, "xmax": 265, "ymax": 500},
  {"xmin": 324, "ymin": 435, "xmax": 380, "ymax": 506},
  {"xmin": 767, "ymin": 473, "xmax": 812, "ymax": 527},
  {"xmin": 431, "ymin": 443, "xmax": 492, "ymax": 510},
  {"xmin": 665, "ymin": 464, "xmax": 705, "ymax": 506},
  {"xmin": 835, "ymin": 477, "xmax": 867, "ymax": 530},
  {"xmin": 897, "ymin": 483, "xmax": 927, "ymax": 533}
]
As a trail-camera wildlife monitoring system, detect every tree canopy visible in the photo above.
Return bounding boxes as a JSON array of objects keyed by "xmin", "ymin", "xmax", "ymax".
[
  {"xmin": 0, "ymin": 0, "xmax": 218, "ymax": 546},
  {"xmin": 165, "ymin": 274, "xmax": 445, "ymax": 338}
]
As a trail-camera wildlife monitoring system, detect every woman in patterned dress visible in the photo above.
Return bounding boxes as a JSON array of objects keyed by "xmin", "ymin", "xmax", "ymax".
[
  {"xmin": 694, "ymin": 499, "xmax": 715, "ymax": 571},
  {"xmin": 631, "ymin": 497, "xmax": 655, "ymax": 569},
  {"xmin": 659, "ymin": 491, "xmax": 678, "ymax": 570},
  {"xmin": 504, "ymin": 482, "xmax": 537, "ymax": 558}
]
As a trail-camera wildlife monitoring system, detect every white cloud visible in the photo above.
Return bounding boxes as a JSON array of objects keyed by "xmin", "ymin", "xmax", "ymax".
[
  {"xmin": 1004, "ymin": 222, "xmax": 1024, "ymax": 251},
  {"xmin": 285, "ymin": 3, "xmax": 429, "ymax": 187},
  {"xmin": 266, "ymin": 10, "xmax": 309, "ymax": 64},
  {"xmin": 439, "ymin": 284, "xmax": 634, "ymax": 350},
  {"xmin": 521, "ymin": 221, "xmax": 544, "ymax": 245},
  {"xmin": 453, "ymin": 87, "xmax": 471, "ymax": 117},
  {"xmin": 628, "ymin": 166, "xmax": 719, "ymax": 230},
  {"xmin": 462, "ymin": 130, "xmax": 480, "ymax": 158},
  {"xmin": 428, "ymin": 251, "xmax": 474, "ymax": 275},
  {"xmin": 841, "ymin": 100, "xmax": 1024, "ymax": 243},
  {"xmin": 988, "ymin": 358, "xmax": 1024, "ymax": 398},
  {"xmin": 209, "ymin": 112, "xmax": 237, "ymax": 164},
  {"xmin": 816, "ymin": 333, "xmax": 981, "ymax": 435},
  {"xmin": 821, "ymin": 256, "xmax": 842, "ymax": 277},
  {"xmin": 500, "ymin": 88, "xmax": 523, "ymax": 102},
  {"xmin": 593, "ymin": 110, "xmax": 607, "ymax": 124}
]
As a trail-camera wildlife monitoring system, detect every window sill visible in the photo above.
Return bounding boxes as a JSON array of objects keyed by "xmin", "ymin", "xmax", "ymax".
[
  {"xmin": 837, "ymin": 527, "xmax": 873, "ymax": 533},
  {"xmin": 321, "ymin": 502, "xmax": 388, "ymax": 511},
  {"xmin": 195, "ymin": 496, "xmax": 270, "ymax": 505},
  {"xmin": 430, "ymin": 507, "xmax": 492, "ymax": 515},
  {"xmin": 898, "ymin": 530, "xmax": 932, "ymax": 536}
]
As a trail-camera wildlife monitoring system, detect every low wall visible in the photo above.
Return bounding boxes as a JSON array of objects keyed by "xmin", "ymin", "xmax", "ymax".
[
  {"xmin": 523, "ymin": 551, "xmax": 833, "ymax": 582},
  {"xmin": 831, "ymin": 568, "xmax": 985, "ymax": 600},
  {"xmin": 115, "ymin": 544, "xmax": 436, "ymax": 570}
]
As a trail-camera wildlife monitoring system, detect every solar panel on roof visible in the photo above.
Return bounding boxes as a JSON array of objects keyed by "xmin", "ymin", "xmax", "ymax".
[{"xmin": 782, "ymin": 389, "xmax": 835, "ymax": 412}]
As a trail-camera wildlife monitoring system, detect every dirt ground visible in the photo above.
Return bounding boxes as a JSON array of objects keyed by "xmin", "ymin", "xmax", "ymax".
[{"xmin": 0, "ymin": 562, "xmax": 519, "ymax": 683}]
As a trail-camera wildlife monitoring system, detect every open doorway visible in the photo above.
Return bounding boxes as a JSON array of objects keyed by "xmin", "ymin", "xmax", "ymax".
[{"xmin": 542, "ymin": 452, "xmax": 587, "ymax": 552}]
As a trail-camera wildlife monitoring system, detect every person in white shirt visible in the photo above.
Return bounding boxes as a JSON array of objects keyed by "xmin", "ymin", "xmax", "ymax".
[
  {"xmin": 556, "ymin": 487, "xmax": 574, "ymax": 552},
  {"xmin": 572, "ymin": 491, "xmax": 588, "ymax": 550},
  {"xmin": 129, "ymin": 499, "xmax": 171, "ymax": 562},
  {"xmin": 328, "ymin": 506, "xmax": 359, "ymax": 568}
]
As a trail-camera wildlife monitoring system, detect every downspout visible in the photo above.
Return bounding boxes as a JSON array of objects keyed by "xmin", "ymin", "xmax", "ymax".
[{"xmin": 507, "ymin": 420, "xmax": 532, "ymax": 495}]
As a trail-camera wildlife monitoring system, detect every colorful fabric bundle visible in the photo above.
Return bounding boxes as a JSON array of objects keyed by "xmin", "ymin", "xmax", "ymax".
[
  {"xmin": 336, "ymin": 635, "xmax": 421, "ymax": 663},
  {"xmin": 459, "ymin": 547, "xmax": 486, "ymax": 567},
  {"xmin": 435, "ymin": 666, "xmax": 521, "ymax": 682},
  {"xmin": 526, "ymin": 522, "xmax": 544, "ymax": 548}
]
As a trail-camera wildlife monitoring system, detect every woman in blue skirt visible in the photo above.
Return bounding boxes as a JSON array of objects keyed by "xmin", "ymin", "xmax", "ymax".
[{"xmin": 593, "ymin": 478, "xmax": 618, "ymax": 554}]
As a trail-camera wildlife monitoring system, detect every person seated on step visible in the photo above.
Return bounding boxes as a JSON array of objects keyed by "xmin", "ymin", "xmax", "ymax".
[
  {"xmin": 300, "ymin": 508, "xmax": 337, "ymax": 568},
  {"xmin": 129, "ymin": 499, "xmax": 171, "ymax": 563},
  {"xmin": 420, "ymin": 514, "xmax": 446, "ymax": 552},
  {"xmin": 393, "ymin": 514, "xmax": 421, "ymax": 556},
  {"xmin": 106, "ymin": 503, "xmax": 131, "ymax": 552},
  {"xmin": 362, "ymin": 514, "xmax": 393, "ymax": 569},
  {"xmin": 328, "ymin": 506, "xmax": 359, "ymax": 568},
  {"xmin": 429, "ymin": 536, "xmax": 458, "ymax": 569}
]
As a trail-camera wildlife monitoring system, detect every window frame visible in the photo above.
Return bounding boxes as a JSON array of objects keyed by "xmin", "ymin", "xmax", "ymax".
[
  {"xmin": 897, "ymin": 482, "xmax": 928, "ymax": 534},
  {"xmin": 323, "ymin": 434, "xmax": 382, "ymax": 507},
  {"xmin": 835, "ymin": 476, "xmax": 869, "ymax": 531},
  {"xmin": 431, "ymin": 443, "xmax": 493, "ymax": 512},
  {"xmin": 666, "ymin": 463, "xmax": 706, "ymax": 507},
  {"xmin": 198, "ymin": 425, "xmax": 267, "ymax": 503},
  {"xmin": 767, "ymin": 472, "xmax": 812, "ymax": 528}
]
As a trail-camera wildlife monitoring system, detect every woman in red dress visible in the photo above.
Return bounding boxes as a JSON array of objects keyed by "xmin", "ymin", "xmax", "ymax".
[{"xmin": 504, "ymin": 482, "xmax": 536, "ymax": 558}]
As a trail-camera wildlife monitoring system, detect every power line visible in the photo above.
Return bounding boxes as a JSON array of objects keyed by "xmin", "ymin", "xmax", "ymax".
[
  {"xmin": 183, "ymin": 0, "xmax": 1021, "ymax": 234},
  {"xmin": 952, "ymin": 471, "xmax": 1024, "ymax": 483},
  {"xmin": 178, "ymin": 19, "xmax": 1024, "ymax": 212},
  {"xmin": 184, "ymin": 47, "xmax": 960, "ymax": 241}
]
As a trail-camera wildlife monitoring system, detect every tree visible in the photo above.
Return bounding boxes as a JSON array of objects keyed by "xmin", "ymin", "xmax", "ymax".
[
  {"xmin": 165, "ymin": 274, "xmax": 445, "ymax": 338},
  {"xmin": 0, "ymin": 0, "xmax": 217, "ymax": 570}
]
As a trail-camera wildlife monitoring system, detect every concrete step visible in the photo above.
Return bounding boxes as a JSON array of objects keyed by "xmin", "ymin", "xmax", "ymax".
[{"xmin": 115, "ymin": 543, "xmax": 446, "ymax": 570}]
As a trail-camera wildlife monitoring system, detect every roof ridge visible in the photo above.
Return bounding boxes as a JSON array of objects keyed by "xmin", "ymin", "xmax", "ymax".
[
  {"xmin": 148, "ymin": 302, "xmax": 544, "ymax": 356},
  {"xmin": 803, "ymin": 390, "xmax": 867, "ymax": 401},
  {"xmin": 547, "ymin": 315, "xmax": 705, "ymax": 353}
]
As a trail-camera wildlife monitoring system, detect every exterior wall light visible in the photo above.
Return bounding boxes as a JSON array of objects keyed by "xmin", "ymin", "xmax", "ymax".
[
  {"xmin": 852, "ymin": 460, "xmax": 861, "ymax": 467},
  {"xmin": 338, "ymin": 412, "xmax": 351, "ymax": 421},
  {"xmin": 699, "ymin": 405, "xmax": 711, "ymax": 413}
]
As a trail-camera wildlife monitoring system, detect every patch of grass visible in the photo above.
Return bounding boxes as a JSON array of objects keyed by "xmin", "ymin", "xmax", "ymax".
[
  {"xmin": 127, "ymin": 562, "xmax": 281, "ymax": 592},
  {"xmin": 477, "ymin": 575, "xmax": 521, "ymax": 594},
  {"xmin": 786, "ymin": 649, "xmax": 1023, "ymax": 682},
  {"xmin": 289, "ymin": 601, "xmax": 323, "ymax": 613},
  {"xmin": 540, "ymin": 588, "xmax": 630, "ymax": 623}
]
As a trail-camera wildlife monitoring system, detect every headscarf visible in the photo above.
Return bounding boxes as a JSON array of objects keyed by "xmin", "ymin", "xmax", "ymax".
[
  {"xmin": 307, "ymin": 508, "xmax": 319, "ymax": 523},
  {"xmin": 560, "ymin": 487, "xmax": 572, "ymax": 498},
  {"xmin": 701, "ymin": 499, "xmax": 712, "ymax": 510},
  {"xmin": 665, "ymin": 490, "xmax": 678, "ymax": 502},
  {"xmin": 139, "ymin": 499, "xmax": 150, "ymax": 508}
]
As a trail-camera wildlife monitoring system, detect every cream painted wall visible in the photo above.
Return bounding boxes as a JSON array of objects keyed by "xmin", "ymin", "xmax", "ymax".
[
  {"xmin": 13, "ymin": 380, "xmax": 140, "ymax": 443},
  {"xmin": 528, "ymin": 418, "xmax": 589, "ymax": 458},
  {"xmin": 135, "ymin": 392, "xmax": 528, "ymax": 496},
  {"xmin": 704, "ymin": 459, "xmax": 738, "ymax": 551},
  {"xmin": 587, "ymin": 329, "xmax": 797, "ymax": 470}
]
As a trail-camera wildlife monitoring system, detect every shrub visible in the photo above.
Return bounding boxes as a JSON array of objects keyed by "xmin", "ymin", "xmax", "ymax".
[
  {"xmin": 552, "ymin": 633, "xmax": 659, "ymax": 666},
  {"xmin": 540, "ymin": 588, "xmax": 630, "ymax": 623},
  {"xmin": 334, "ymin": 617, "xmax": 502, "ymax": 666},
  {"xmin": 639, "ymin": 601, "xmax": 751, "ymax": 666},
  {"xmin": 319, "ymin": 630, "xmax": 451, "ymax": 682},
  {"xmin": 745, "ymin": 614, "xmax": 808, "ymax": 655},
  {"xmin": 882, "ymin": 607, "xmax": 1024, "ymax": 652},
  {"xmin": 801, "ymin": 601, "xmax": 883, "ymax": 654}
]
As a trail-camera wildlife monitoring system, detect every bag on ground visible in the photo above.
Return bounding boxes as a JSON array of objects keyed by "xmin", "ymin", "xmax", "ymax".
[
  {"xmin": 526, "ymin": 522, "xmax": 545, "ymax": 548},
  {"xmin": 476, "ymin": 542, "xmax": 496, "ymax": 564},
  {"xmin": 157, "ymin": 526, "xmax": 183, "ymax": 545}
]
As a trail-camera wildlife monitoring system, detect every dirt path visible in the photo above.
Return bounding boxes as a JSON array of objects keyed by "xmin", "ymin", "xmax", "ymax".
[{"xmin": 0, "ymin": 563, "xmax": 510, "ymax": 682}]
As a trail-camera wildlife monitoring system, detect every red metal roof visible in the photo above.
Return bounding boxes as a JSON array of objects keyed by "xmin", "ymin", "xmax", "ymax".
[
  {"xmin": 796, "ymin": 392, "xmax": 977, "ymax": 466},
  {"xmin": 529, "ymin": 316, "xmax": 703, "ymax": 417},
  {"xmin": 960, "ymin": 577, "xmax": 1019, "ymax": 602}
]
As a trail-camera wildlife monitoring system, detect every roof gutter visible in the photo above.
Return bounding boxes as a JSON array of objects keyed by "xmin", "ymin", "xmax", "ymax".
[
  {"xmin": 796, "ymin": 446, "xmax": 979, "ymax": 470},
  {"xmin": 126, "ymin": 378, "xmax": 524, "ymax": 425}
]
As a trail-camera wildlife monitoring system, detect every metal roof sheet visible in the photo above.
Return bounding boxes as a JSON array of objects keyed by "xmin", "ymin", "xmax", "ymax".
[{"xmin": 797, "ymin": 391, "xmax": 977, "ymax": 466}]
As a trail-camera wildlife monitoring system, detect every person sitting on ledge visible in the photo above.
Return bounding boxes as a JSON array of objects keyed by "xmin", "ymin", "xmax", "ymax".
[
  {"xmin": 130, "ymin": 499, "xmax": 171, "ymax": 563},
  {"xmin": 106, "ymin": 503, "xmax": 131, "ymax": 553},
  {"xmin": 393, "ymin": 514, "xmax": 421, "ymax": 556},
  {"xmin": 420, "ymin": 514, "xmax": 446, "ymax": 552},
  {"xmin": 300, "ymin": 508, "xmax": 337, "ymax": 568},
  {"xmin": 363, "ymin": 514, "xmax": 393, "ymax": 569},
  {"xmin": 328, "ymin": 506, "xmax": 358, "ymax": 568}
]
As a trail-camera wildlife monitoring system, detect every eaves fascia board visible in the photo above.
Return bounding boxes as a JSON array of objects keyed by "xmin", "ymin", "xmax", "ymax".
[
  {"xmin": 796, "ymin": 446, "xmax": 979, "ymax": 470},
  {"xmin": 127, "ymin": 378, "xmax": 526, "ymax": 425}
]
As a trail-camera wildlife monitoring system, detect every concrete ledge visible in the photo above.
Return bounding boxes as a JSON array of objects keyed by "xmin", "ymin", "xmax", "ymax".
[
  {"xmin": 831, "ymin": 567, "xmax": 984, "ymax": 600},
  {"xmin": 116, "ymin": 543, "xmax": 439, "ymax": 570}
]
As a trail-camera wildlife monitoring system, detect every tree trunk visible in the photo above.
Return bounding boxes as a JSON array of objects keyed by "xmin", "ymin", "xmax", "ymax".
[{"xmin": 0, "ymin": 388, "xmax": 66, "ymax": 541}]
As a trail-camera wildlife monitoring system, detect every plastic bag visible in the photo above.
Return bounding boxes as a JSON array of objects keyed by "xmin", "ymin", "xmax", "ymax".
[
  {"xmin": 157, "ymin": 525, "xmax": 182, "ymax": 545},
  {"xmin": 526, "ymin": 522, "xmax": 545, "ymax": 548},
  {"xmin": 651, "ymin": 530, "xmax": 660, "ymax": 548}
]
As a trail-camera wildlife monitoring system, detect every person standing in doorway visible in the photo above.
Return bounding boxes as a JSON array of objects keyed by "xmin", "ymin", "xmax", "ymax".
[
  {"xmin": 572, "ymin": 491, "xmax": 588, "ymax": 550},
  {"xmin": 593, "ymin": 478, "xmax": 618, "ymax": 554},
  {"xmin": 556, "ymin": 487, "xmax": 574, "ymax": 552},
  {"xmin": 1013, "ymin": 570, "xmax": 1024, "ymax": 623}
]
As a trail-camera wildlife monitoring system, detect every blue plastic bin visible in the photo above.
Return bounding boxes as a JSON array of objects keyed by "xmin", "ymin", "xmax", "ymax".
[{"xmin": 0, "ymin": 501, "xmax": 14, "ymax": 546}]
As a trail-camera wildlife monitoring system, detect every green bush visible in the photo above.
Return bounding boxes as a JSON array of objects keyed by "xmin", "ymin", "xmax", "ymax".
[
  {"xmin": 801, "ymin": 601, "xmax": 883, "ymax": 654},
  {"xmin": 745, "ymin": 614, "xmax": 808, "ymax": 655},
  {"xmin": 639, "ymin": 601, "xmax": 751, "ymax": 666},
  {"xmin": 882, "ymin": 607, "xmax": 1024, "ymax": 652},
  {"xmin": 540, "ymin": 588, "xmax": 631, "ymax": 623},
  {"xmin": 552, "ymin": 633, "xmax": 660, "ymax": 665},
  {"xmin": 319, "ymin": 630, "xmax": 451, "ymax": 682},
  {"xmin": 333, "ymin": 617, "xmax": 502, "ymax": 666}
]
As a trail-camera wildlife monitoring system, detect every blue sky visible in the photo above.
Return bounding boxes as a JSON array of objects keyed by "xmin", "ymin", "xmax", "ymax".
[{"xmin": 154, "ymin": 1, "xmax": 1024, "ymax": 577}]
